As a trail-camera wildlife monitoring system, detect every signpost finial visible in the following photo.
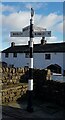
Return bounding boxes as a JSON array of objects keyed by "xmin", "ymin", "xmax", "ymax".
[{"xmin": 31, "ymin": 8, "xmax": 34, "ymax": 17}]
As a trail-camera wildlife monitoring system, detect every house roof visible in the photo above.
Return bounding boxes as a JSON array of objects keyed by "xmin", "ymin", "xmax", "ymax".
[{"xmin": 2, "ymin": 42, "xmax": 65, "ymax": 53}]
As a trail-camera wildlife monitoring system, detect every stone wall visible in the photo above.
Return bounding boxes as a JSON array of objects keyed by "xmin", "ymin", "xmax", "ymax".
[
  {"xmin": 1, "ymin": 84, "xmax": 28, "ymax": 103},
  {"xmin": 0, "ymin": 67, "xmax": 26, "ymax": 85},
  {"xmin": 34, "ymin": 79, "xmax": 65, "ymax": 106},
  {"xmin": 0, "ymin": 67, "xmax": 28, "ymax": 104},
  {"xmin": 0, "ymin": 67, "xmax": 51, "ymax": 104}
]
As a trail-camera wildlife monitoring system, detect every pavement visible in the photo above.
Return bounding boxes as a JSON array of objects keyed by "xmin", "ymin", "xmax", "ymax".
[{"xmin": 1, "ymin": 99, "xmax": 65, "ymax": 120}]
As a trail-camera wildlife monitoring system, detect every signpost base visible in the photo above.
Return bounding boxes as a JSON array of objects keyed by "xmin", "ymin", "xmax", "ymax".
[
  {"xmin": 27, "ymin": 106, "xmax": 34, "ymax": 113},
  {"xmin": 27, "ymin": 91, "xmax": 34, "ymax": 113}
]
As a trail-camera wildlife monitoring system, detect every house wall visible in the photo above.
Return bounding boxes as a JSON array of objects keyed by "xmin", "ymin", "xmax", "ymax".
[
  {"xmin": 2, "ymin": 53, "xmax": 29, "ymax": 68},
  {"xmin": 63, "ymin": 53, "xmax": 65, "ymax": 70},
  {"xmin": 2, "ymin": 52, "xmax": 64, "ymax": 72},
  {"xmin": 34, "ymin": 53, "xmax": 64, "ymax": 70}
]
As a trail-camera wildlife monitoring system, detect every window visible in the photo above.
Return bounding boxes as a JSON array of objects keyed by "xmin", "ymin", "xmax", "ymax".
[
  {"xmin": 45, "ymin": 54, "xmax": 51, "ymax": 60},
  {"xmin": 25, "ymin": 53, "xmax": 29, "ymax": 58},
  {"xmin": 5, "ymin": 53, "xmax": 9, "ymax": 58},
  {"xmin": 55, "ymin": 52, "xmax": 57, "ymax": 55},
  {"xmin": 13, "ymin": 53, "xmax": 17, "ymax": 57}
]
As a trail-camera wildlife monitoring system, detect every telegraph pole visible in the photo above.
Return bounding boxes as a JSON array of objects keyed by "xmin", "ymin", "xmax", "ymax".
[{"xmin": 27, "ymin": 8, "xmax": 34, "ymax": 112}]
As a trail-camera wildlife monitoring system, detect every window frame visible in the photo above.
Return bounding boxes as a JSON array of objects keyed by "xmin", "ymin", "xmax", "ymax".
[
  {"xmin": 13, "ymin": 53, "xmax": 17, "ymax": 58},
  {"xmin": 5, "ymin": 53, "xmax": 9, "ymax": 58},
  {"xmin": 45, "ymin": 54, "xmax": 51, "ymax": 60},
  {"xmin": 25, "ymin": 53, "xmax": 30, "ymax": 58}
]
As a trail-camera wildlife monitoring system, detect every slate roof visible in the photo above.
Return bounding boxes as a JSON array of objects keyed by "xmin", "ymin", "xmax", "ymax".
[{"xmin": 2, "ymin": 42, "xmax": 65, "ymax": 53}]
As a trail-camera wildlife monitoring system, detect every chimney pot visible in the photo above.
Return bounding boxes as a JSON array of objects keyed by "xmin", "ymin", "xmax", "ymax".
[
  {"xmin": 11, "ymin": 42, "xmax": 15, "ymax": 47},
  {"xmin": 41, "ymin": 37, "xmax": 47, "ymax": 45}
]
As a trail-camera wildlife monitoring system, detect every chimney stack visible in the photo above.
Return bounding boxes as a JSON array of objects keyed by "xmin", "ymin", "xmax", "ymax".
[
  {"xmin": 11, "ymin": 42, "xmax": 15, "ymax": 47},
  {"xmin": 41, "ymin": 37, "xmax": 47, "ymax": 45},
  {"xmin": 28, "ymin": 41, "xmax": 30, "ymax": 46}
]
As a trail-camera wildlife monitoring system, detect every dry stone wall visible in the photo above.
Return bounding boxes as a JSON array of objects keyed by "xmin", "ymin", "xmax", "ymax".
[
  {"xmin": 1, "ymin": 67, "xmax": 25, "ymax": 85},
  {"xmin": 0, "ymin": 67, "xmax": 51, "ymax": 104},
  {"xmin": 0, "ymin": 67, "xmax": 28, "ymax": 104},
  {"xmin": 1, "ymin": 84, "xmax": 28, "ymax": 103}
]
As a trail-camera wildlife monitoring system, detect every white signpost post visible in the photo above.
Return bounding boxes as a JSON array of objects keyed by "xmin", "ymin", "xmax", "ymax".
[{"xmin": 10, "ymin": 8, "xmax": 51, "ymax": 112}]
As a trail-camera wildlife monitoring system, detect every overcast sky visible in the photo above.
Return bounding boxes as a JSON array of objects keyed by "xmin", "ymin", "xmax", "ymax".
[{"xmin": 0, "ymin": 1, "xmax": 64, "ymax": 51}]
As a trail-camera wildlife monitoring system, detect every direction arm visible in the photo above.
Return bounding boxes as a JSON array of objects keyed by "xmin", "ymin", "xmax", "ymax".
[{"xmin": 10, "ymin": 31, "xmax": 51, "ymax": 37}]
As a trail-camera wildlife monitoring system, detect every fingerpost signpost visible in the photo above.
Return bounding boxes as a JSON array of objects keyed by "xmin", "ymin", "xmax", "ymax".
[{"xmin": 10, "ymin": 8, "xmax": 51, "ymax": 112}]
